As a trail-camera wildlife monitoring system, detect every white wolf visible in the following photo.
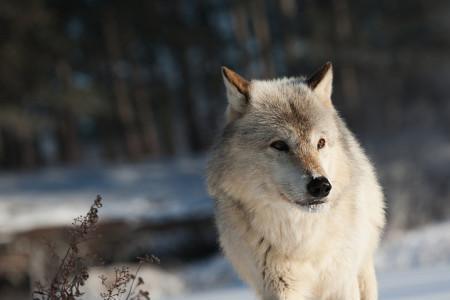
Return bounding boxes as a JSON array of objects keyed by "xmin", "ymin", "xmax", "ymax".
[{"xmin": 206, "ymin": 62, "xmax": 385, "ymax": 300}]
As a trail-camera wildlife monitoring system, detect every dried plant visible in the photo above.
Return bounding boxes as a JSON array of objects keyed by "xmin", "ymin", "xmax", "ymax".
[
  {"xmin": 33, "ymin": 195, "xmax": 102, "ymax": 300},
  {"xmin": 32, "ymin": 195, "xmax": 153, "ymax": 300},
  {"xmin": 99, "ymin": 255, "xmax": 158, "ymax": 300}
]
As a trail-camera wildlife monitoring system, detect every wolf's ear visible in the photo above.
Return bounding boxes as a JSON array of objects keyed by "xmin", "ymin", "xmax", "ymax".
[
  {"xmin": 306, "ymin": 62, "xmax": 333, "ymax": 104},
  {"xmin": 222, "ymin": 66, "xmax": 250, "ymax": 122}
]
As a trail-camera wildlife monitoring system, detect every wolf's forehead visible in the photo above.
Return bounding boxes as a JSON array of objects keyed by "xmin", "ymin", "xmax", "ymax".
[
  {"xmin": 249, "ymin": 78, "xmax": 316, "ymax": 125},
  {"xmin": 250, "ymin": 77, "xmax": 309, "ymax": 104}
]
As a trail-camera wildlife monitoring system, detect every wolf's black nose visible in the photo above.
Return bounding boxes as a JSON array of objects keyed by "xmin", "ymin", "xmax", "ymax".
[{"xmin": 307, "ymin": 177, "xmax": 332, "ymax": 198}]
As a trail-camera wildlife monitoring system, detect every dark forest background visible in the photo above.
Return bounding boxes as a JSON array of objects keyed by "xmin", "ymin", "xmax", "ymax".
[{"xmin": 1, "ymin": 0, "xmax": 449, "ymax": 168}]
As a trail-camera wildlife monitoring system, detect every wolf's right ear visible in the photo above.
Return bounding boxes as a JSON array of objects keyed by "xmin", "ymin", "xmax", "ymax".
[
  {"xmin": 222, "ymin": 66, "xmax": 250, "ymax": 122},
  {"xmin": 306, "ymin": 62, "xmax": 333, "ymax": 105}
]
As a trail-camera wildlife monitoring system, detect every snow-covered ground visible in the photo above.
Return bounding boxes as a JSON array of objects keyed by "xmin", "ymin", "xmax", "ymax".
[
  {"xmin": 377, "ymin": 222, "xmax": 450, "ymax": 271},
  {"xmin": 0, "ymin": 157, "xmax": 210, "ymax": 237}
]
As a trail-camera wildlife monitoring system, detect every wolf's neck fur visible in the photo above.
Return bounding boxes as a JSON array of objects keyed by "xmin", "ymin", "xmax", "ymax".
[{"xmin": 216, "ymin": 182, "xmax": 355, "ymax": 260}]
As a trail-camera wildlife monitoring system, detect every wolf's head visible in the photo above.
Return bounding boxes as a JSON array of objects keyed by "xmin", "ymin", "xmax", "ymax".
[{"xmin": 208, "ymin": 63, "xmax": 352, "ymax": 212}]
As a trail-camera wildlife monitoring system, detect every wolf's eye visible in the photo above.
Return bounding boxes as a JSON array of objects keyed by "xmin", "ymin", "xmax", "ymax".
[
  {"xmin": 317, "ymin": 138, "xmax": 326, "ymax": 150},
  {"xmin": 270, "ymin": 140, "xmax": 289, "ymax": 152}
]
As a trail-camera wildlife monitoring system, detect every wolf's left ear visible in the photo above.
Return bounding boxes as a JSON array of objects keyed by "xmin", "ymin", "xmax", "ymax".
[
  {"xmin": 222, "ymin": 66, "xmax": 250, "ymax": 122},
  {"xmin": 306, "ymin": 62, "xmax": 333, "ymax": 104}
]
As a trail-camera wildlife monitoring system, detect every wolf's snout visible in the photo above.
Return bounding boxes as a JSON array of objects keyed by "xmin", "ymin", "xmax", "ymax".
[{"xmin": 307, "ymin": 176, "xmax": 332, "ymax": 198}]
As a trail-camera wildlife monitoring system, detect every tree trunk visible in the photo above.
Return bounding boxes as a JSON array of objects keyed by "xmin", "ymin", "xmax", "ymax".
[{"xmin": 102, "ymin": 8, "xmax": 143, "ymax": 160}]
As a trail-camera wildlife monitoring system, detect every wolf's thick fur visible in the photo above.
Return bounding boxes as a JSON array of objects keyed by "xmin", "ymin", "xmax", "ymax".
[{"xmin": 207, "ymin": 63, "xmax": 385, "ymax": 300}]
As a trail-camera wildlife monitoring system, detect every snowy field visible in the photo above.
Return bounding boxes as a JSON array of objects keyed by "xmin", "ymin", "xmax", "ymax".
[{"xmin": 0, "ymin": 157, "xmax": 210, "ymax": 237}]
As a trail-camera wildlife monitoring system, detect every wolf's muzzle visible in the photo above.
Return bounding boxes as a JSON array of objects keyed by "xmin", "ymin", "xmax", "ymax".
[{"xmin": 307, "ymin": 176, "xmax": 332, "ymax": 198}]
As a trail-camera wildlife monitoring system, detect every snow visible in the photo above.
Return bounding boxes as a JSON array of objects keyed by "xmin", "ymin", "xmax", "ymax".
[
  {"xmin": 377, "ymin": 222, "xmax": 450, "ymax": 271},
  {"xmin": 84, "ymin": 265, "xmax": 186, "ymax": 300},
  {"xmin": 162, "ymin": 287, "xmax": 253, "ymax": 300},
  {"xmin": 0, "ymin": 157, "xmax": 211, "ymax": 236},
  {"xmin": 379, "ymin": 265, "xmax": 450, "ymax": 300}
]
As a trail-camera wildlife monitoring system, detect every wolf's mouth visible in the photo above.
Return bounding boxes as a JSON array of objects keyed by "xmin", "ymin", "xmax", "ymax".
[
  {"xmin": 293, "ymin": 198, "xmax": 327, "ymax": 212},
  {"xmin": 299, "ymin": 199, "xmax": 326, "ymax": 207},
  {"xmin": 278, "ymin": 190, "xmax": 327, "ymax": 210}
]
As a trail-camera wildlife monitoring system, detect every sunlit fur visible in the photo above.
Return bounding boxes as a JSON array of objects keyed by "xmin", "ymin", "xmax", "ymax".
[{"xmin": 207, "ymin": 67, "xmax": 385, "ymax": 300}]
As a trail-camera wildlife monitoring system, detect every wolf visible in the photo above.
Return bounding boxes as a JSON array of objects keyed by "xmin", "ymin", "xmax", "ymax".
[{"xmin": 206, "ymin": 62, "xmax": 385, "ymax": 300}]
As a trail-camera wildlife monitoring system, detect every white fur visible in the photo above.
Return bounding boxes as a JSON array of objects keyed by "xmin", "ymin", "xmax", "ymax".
[{"xmin": 207, "ymin": 66, "xmax": 385, "ymax": 300}]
